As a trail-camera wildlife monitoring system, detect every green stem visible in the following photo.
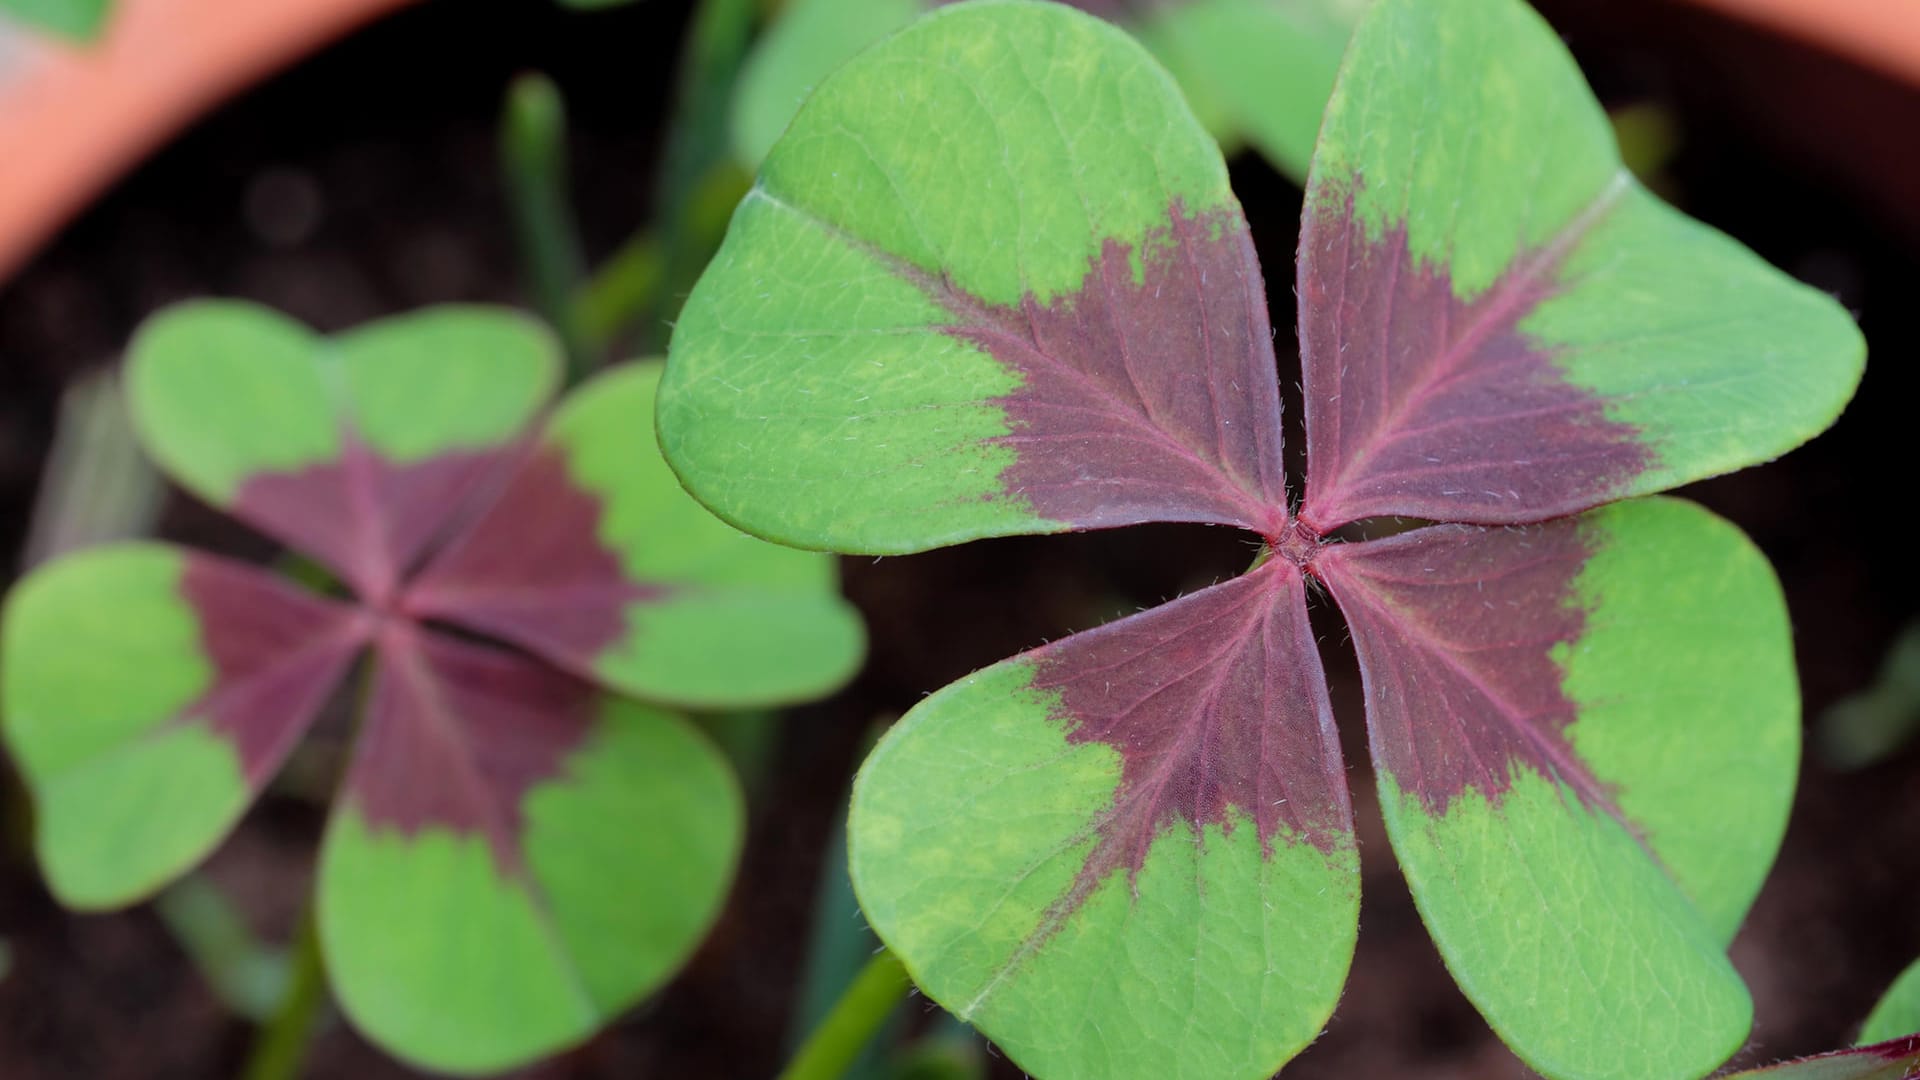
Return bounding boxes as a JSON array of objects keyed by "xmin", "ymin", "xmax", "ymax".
[
  {"xmin": 240, "ymin": 906, "xmax": 328, "ymax": 1080},
  {"xmin": 576, "ymin": 231, "xmax": 663, "ymax": 349},
  {"xmin": 777, "ymin": 949, "xmax": 911, "ymax": 1080},
  {"xmin": 632, "ymin": 0, "xmax": 755, "ymax": 354},
  {"xmin": 694, "ymin": 710, "xmax": 780, "ymax": 797},
  {"xmin": 156, "ymin": 876, "xmax": 289, "ymax": 1021},
  {"xmin": 19, "ymin": 371, "xmax": 162, "ymax": 568},
  {"xmin": 500, "ymin": 71, "xmax": 597, "ymax": 382},
  {"xmin": 240, "ymin": 656, "xmax": 381, "ymax": 1079}
]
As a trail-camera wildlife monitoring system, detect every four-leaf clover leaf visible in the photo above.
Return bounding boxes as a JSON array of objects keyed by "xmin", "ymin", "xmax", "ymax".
[
  {"xmin": 0, "ymin": 302, "xmax": 864, "ymax": 1073},
  {"xmin": 655, "ymin": 0, "xmax": 1864, "ymax": 1076}
]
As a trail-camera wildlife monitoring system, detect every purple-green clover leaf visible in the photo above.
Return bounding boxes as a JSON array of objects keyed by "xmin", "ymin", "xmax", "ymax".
[{"xmin": 3, "ymin": 545, "xmax": 362, "ymax": 906}]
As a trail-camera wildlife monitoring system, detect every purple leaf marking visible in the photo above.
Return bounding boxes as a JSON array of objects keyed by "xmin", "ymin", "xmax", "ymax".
[
  {"xmin": 233, "ymin": 438, "xmax": 523, "ymax": 603},
  {"xmin": 933, "ymin": 202, "xmax": 1289, "ymax": 537},
  {"xmin": 1317, "ymin": 520, "xmax": 1617, "ymax": 816},
  {"xmin": 346, "ymin": 621, "xmax": 595, "ymax": 870},
  {"xmin": 179, "ymin": 553, "xmax": 368, "ymax": 785},
  {"xmin": 1297, "ymin": 191, "xmax": 1650, "ymax": 530},
  {"xmin": 402, "ymin": 446, "xmax": 660, "ymax": 681},
  {"xmin": 1030, "ymin": 558, "xmax": 1349, "ymax": 921}
]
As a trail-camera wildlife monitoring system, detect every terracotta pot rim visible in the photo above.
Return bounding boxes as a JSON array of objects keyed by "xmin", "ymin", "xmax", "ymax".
[
  {"xmin": 0, "ymin": 0, "xmax": 417, "ymax": 286},
  {"xmin": 1681, "ymin": 0, "xmax": 1920, "ymax": 87}
]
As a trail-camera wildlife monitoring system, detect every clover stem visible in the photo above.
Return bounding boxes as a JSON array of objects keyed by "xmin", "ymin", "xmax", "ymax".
[
  {"xmin": 630, "ymin": 0, "xmax": 754, "ymax": 354},
  {"xmin": 242, "ymin": 658, "xmax": 378, "ymax": 1080},
  {"xmin": 500, "ymin": 71, "xmax": 597, "ymax": 382},
  {"xmin": 576, "ymin": 231, "xmax": 663, "ymax": 351},
  {"xmin": 574, "ymin": 0, "xmax": 753, "ymax": 352},
  {"xmin": 776, "ymin": 948, "xmax": 912, "ymax": 1080},
  {"xmin": 155, "ymin": 876, "xmax": 288, "ymax": 1021},
  {"xmin": 240, "ymin": 906, "xmax": 327, "ymax": 1080}
]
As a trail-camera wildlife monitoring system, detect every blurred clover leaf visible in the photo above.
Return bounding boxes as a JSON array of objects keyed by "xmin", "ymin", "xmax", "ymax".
[
  {"xmin": 0, "ymin": 0, "xmax": 110, "ymax": 42},
  {"xmin": 0, "ymin": 302, "xmax": 864, "ymax": 1073}
]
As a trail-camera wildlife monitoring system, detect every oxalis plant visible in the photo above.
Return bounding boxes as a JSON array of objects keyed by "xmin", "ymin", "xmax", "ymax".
[
  {"xmin": 658, "ymin": 0, "xmax": 1865, "ymax": 1077},
  {"xmin": 0, "ymin": 303, "xmax": 864, "ymax": 1072}
]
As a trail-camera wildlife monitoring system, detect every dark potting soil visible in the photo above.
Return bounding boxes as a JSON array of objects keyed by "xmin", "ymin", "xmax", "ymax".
[{"xmin": 0, "ymin": 0, "xmax": 1916, "ymax": 1076}]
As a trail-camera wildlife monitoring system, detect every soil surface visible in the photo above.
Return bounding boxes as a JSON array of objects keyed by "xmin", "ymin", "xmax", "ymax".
[{"xmin": 0, "ymin": 1, "xmax": 1916, "ymax": 1077}]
